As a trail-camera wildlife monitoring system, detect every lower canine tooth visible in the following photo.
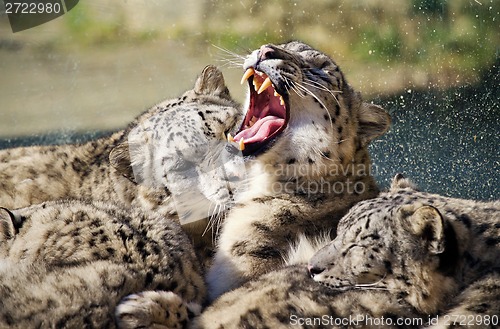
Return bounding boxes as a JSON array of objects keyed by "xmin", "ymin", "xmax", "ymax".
[
  {"xmin": 239, "ymin": 138, "xmax": 245, "ymax": 151},
  {"xmin": 249, "ymin": 116, "xmax": 258, "ymax": 127},
  {"xmin": 227, "ymin": 133, "xmax": 235, "ymax": 142},
  {"xmin": 253, "ymin": 79, "xmax": 261, "ymax": 91},
  {"xmin": 257, "ymin": 77, "xmax": 272, "ymax": 94}
]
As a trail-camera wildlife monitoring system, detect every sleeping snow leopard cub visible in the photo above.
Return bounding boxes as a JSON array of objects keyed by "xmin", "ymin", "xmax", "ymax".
[
  {"xmin": 310, "ymin": 174, "xmax": 500, "ymax": 328},
  {"xmin": 0, "ymin": 65, "xmax": 242, "ymax": 257},
  {"xmin": 192, "ymin": 175, "xmax": 499, "ymax": 329},
  {"xmin": 0, "ymin": 200, "xmax": 205, "ymax": 329},
  {"xmin": 206, "ymin": 41, "xmax": 391, "ymax": 300}
]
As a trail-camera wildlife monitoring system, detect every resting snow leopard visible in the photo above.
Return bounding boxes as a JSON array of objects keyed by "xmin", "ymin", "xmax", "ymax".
[
  {"xmin": 206, "ymin": 41, "xmax": 391, "ymax": 299},
  {"xmin": 0, "ymin": 200, "xmax": 205, "ymax": 328},
  {"xmin": 309, "ymin": 174, "xmax": 500, "ymax": 328},
  {"xmin": 0, "ymin": 65, "xmax": 242, "ymax": 259},
  {"xmin": 193, "ymin": 174, "xmax": 499, "ymax": 329}
]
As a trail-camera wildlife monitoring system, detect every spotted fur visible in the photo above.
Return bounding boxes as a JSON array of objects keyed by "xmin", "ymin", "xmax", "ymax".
[
  {"xmin": 310, "ymin": 174, "xmax": 500, "ymax": 328},
  {"xmin": 0, "ymin": 200, "xmax": 205, "ymax": 328},
  {"xmin": 0, "ymin": 41, "xmax": 392, "ymax": 326},
  {"xmin": 193, "ymin": 266, "xmax": 423, "ymax": 329},
  {"xmin": 0, "ymin": 65, "xmax": 241, "ymax": 260},
  {"xmin": 193, "ymin": 175, "xmax": 498, "ymax": 328},
  {"xmin": 206, "ymin": 41, "xmax": 391, "ymax": 300}
]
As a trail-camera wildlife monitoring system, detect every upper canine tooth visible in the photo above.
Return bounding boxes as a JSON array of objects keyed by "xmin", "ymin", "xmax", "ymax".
[
  {"xmin": 274, "ymin": 91, "xmax": 280, "ymax": 97},
  {"xmin": 280, "ymin": 96, "xmax": 285, "ymax": 106},
  {"xmin": 227, "ymin": 133, "xmax": 235, "ymax": 142},
  {"xmin": 241, "ymin": 68, "xmax": 255, "ymax": 85},
  {"xmin": 257, "ymin": 77, "xmax": 272, "ymax": 94}
]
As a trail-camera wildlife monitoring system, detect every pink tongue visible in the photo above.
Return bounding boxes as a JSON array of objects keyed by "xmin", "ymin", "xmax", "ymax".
[{"xmin": 234, "ymin": 116, "xmax": 285, "ymax": 144}]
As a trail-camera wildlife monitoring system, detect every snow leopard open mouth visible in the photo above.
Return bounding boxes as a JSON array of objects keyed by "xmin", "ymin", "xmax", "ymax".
[{"xmin": 229, "ymin": 68, "xmax": 289, "ymax": 156}]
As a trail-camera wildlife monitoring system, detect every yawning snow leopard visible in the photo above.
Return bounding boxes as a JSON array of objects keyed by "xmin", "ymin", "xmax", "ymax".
[
  {"xmin": 1, "ymin": 40, "xmax": 391, "ymax": 326},
  {"xmin": 206, "ymin": 41, "xmax": 391, "ymax": 300},
  {"xmin": 1, "ymin": 41, "xmax": 390, "ymax": 291},
  {"xmin": 0, "ymin": 200, "xmax": 205, "ymax": 328},
  {"xmin": 193, "ymin": 174, "xmax": 499, "ymax": 329}
]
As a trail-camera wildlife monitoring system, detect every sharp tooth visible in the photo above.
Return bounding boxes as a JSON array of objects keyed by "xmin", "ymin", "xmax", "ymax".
[
  {"xmin": 253, "ymin": 78, "xmax": 261, "ymax": 91},
  {"xmin": 239, "ymin": 138, "xmax": 245, "ymax": 151},
  {"xmin": 257, "ymin": 77, "xmax": 272, "ymax": 94},
  {"xmin": 274, "ymin": 90, "xmax": 280, "ymax": 97},
  {"xmin": 280, "ymin": 96, "xmax": 285, "ymax": 106},
  {"xmin": 249, "ymin": 116, "xmax": 258, "ymax": 127},
  {"xmin": 240, "ymin": 68, "xmax": 255, "ymax": 85},
  {"xmin": 227, "ymin": 133, "xmax": 234, "ymax": 142}
]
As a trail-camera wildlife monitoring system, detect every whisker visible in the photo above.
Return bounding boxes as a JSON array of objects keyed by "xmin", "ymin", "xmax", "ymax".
[
  {"xmin": 214, "ymin": 56, "xmax": 244, "ymax": 68},
  {"xmin": 301, "ymin": 78, "xmax": 342, "ymax": 106},
  {"xmin": 204, "ymin": 204, "xmax": 221, "ymax": 241},
  {"xmin": 293, "ymin": 83, "xmax": 311, "ymax": 98},
  {"xmin": 290, "ymin": 84, "xmax": 306, "ymax": 98},
  {"xmin": 220, "ymin": 44, "xmax": 253, "ymax": 57},
  {"xmin": 213, "ymin": 206, "xmax": 226, "ymax": 242},
  {"xmin": 284, "ymin": 82, "xmax": 292, "ymax": 96},
  {"xmin": 301, "ymin": 77, "xmax": 341, "ymax": 94},
  {"xmin": 353, "ymin": 286, "xmax": 390, "ymax": 291},
  {"xmin": 294, "ymin": 83, "xmax": 335, "ymax": 131},
  {"xmin": 211, "ymin": 44, "xmax": 246, "ymax": 69},
  {"xmin": 327, "ymin": 275, "xmax": 389, "ymax": 292},
  {"xmin": 283, "ymin": 77, "xmax": 294, "ymax": 93},
  {"xmin": 211, "ymin": 44, "xmax": 247, "ymax": 61},
  {"xmin": 354, "ymin": 275, "xmax": 387, "ymax": 288},
  {"xmin": 203, "ymin": 193, "xmax": 225, "ymax": 233},
  {"xmin": 216, "ymin": 59, "xmax": 244, "ymax": 69},
  {"xmin": 203, "ymin": 204, "xmax": 217, "ymax": 237}
]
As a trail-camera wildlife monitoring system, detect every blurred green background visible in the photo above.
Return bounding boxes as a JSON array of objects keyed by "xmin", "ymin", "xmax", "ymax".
[
  {"xmin": 0, "ymin": 0, "xmax": 498, "ymax": 200},
  {"xmin": 0, "ymin": 0, "xmax": 497, "ymax": 136}
]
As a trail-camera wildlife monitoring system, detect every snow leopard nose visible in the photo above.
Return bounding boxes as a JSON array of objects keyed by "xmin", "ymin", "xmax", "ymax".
[
  {"xmin": 258, "ymin": 45, "xmax": 276, "ymax": 61},
  {"xmin": 307, "ymin": 264, "xmax": 325, "ymax": 277}
]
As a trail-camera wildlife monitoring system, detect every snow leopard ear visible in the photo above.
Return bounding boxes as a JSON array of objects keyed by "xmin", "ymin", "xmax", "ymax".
[
  {"xmin": 390, "ymin": 173, "xmax": 419, "ymax": 192},
  {"xmin": 357, "ymin": 103, "xmax": 391, "ymax": 146},
  {"xmin": 109, "ymin": 142, "xmax": 137, "ymax": 183},
  {"xmin": 194, "ymin": 65, "xmax": 232, "ymax": 100},
  {"xmin": 399, "ymin": 204, "xmax": 445, "ymax": 255},
  {"xmin": 0, "ymin": 207, "xmax": 17, "ymax": 240}
]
